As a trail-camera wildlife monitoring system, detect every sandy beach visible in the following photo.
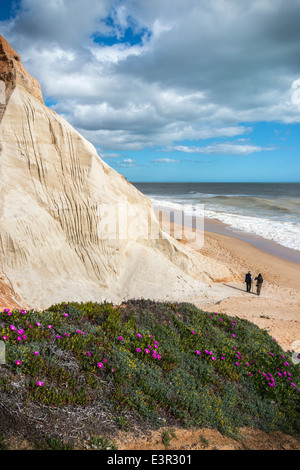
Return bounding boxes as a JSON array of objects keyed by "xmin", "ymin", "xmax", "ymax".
[{"xmin": 156, "ymin": 209, "xmax": 300, "ymax": 353}]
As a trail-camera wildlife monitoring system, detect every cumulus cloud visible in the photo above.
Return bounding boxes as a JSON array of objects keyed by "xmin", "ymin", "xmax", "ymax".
[
  {"xmin": 169, "ymin": 143, "xmax": 276, "ymax": 156},
  {"xmin": 2, "ymin": 0, "xmax": 300, "ymax": 155}
]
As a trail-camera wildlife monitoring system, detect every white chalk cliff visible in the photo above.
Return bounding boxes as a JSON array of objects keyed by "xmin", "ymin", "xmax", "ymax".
[{"xmin": 0, "ymin": 35, "xmax": 231, "ymax": 310}]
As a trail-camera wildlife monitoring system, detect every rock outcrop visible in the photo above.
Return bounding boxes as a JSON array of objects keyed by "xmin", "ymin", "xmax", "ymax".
[{"xmin": 0, "ymin": 35, "xmax": 231, "ymax": 310}]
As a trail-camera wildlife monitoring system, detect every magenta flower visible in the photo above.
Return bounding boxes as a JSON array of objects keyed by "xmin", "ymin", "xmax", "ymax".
[
  {"xmin": 136, "ymin": 348, "xmax": 141, "ymax": 353},
  {"xmin": 232, "ymin": 334, "xmax": 236, "ymax": 338},
  {"xmin": 17, "ymin": 329, "xmax": 25, "ymax": 335},
  {"xmin": 36, "ymin": 381, "xmax": 44, "ymax": 387},
  {"xmin": 63, "ymin": 313, "xmax": 69, "ymax": 317},
  {"xmin": 2, "ymin": 335, "xmax": 7, "ymax": 341},
  {"xmin": 97, "ymin": 362, "xmax": 104, "ymax": 369},
  {"xmin": 118, "ymin": 336, "xmax": 124, "ymax": 341},
  {"xmin": 196, "ymin": 350, "xmax": 200, "ymax": 355},
  {"xmin": 192, "ymin": 331, "xmax": 195, "ymax": 334},
  {"xmin": 22, "ymin": 335, "xmax": 27, "ymax": 340},
  {"xmin": 17, "ymin": 336, "xmax": 22, "ymax": 341},
  {"xmin": 34, "ymin": 351, "xmax": 39, "ymax": 356},
  {"xmin": 86, "ymin": 352, "xmax": 91, "ymax": 357},
  {"xmin": 36, "ymin": 322, "xmax": 41, "ymax": 327},
  {"xmin": 235, "ymin": 362, "xmax": 240, "ymax": 366},
  {"xmin": 15, "ymin": 360, "xmax": 21, "ymax": 366},
  {"xmin": 9, "ymin": 325, "xmax": 16, "ymax": 331},
  {"xmin": 137, "ymin": 333, "xmax": 142, "ymax": 338},
  {"xmin": 47, "ymin": 325, "xmax": 52, "ymax": 329},
  {"xmin": 144, "ymin": 348, "xmax": 150, "ymax": 354}
]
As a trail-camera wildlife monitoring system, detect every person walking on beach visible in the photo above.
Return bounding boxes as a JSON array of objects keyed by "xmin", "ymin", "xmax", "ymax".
[
  {"xmin": 245, "ymin": 271, "xmax": 253, "ymax": 292},
  {"xmin": 255, "ymin": 273, "xmax": 263, "ymax": 296}
]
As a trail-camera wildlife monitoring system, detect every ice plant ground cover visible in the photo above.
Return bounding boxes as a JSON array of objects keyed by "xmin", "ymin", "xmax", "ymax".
[{"xmin": 0, "ymin": 299, "xmax": 299, "ymax": 449}]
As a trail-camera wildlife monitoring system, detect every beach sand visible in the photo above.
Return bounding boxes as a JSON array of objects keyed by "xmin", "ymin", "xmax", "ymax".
[{"xmin": 156, "ymin": 209, "xmax": 300, "ymax": 353}]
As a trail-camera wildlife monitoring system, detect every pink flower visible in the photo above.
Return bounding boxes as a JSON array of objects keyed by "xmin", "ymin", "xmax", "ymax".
[
  {"xmin": 136, "ymin": 348, "xmax": 141, "ymax": 352},
  {"xmin": 118, "ymin": 336, "xmax": 124, "ymax": 341},
  {"xmin": 2, "ymin": 335, "xmax": 7, "ymax": 341},
  {"xmin": 36, "ymin": 381, "xmax": 44, "ymax": 387},
  {"xmin": 192, "ymin": 331, "xmax": 195, "ymax": 335},
  {"xmin": 15, "ymin": 360, "xmax": 21, "ymax": 366},
  {"xmin": 97, "ymin": 362, "xmax": 104, "ymax": 369},
  {"xmin": 196, "ymin": 350, "xmax": 200, "ymax": 355},
  {"xmin": 63, "ymin": 313, "xmax": 69, "ymax": 317},
  {"xmin": 47, "ymin": 325, "xmax": 52, "ymax": 329},
  {"xmin": 22, "ymin": 335, "xmax": 27, "ymax": 340},
  {"xmin": 36, "ymin": 322, "xmax": 41, "ymax": 327},
  {"xmin": 17, "ymin": 329, "xmax": 25, "ymax": 335},
  {"xmin": 232, "ymin": 334, "xmax": 236, "ymax": 338},
  {"xmin": 144, "ymin": 348, "xmax": 150, "ymax": 354},
  {"xmin": 9, "ymin": 325, "xmax": 16, "ymax": 331},
  {"xmin": 211, "ymin": 357, "xmax": 216, "ymax": 361},
  {"xmin": 137, "ymin": 333, "xmax": 142, "ymax": 338},
  {"xmin": 235, "ymin": 362, "xmax": 240, "ymax": 366},
  {"xmin": 86, "ymin": 352, "xmax": 91, "ymax": 357},
  {"xmin": 17, "ymin": 336, "xmax": 22, "ymax": 341},
  {"xmin": 34, "ymin": 351, "xmax": 39, "ymax": 356}
]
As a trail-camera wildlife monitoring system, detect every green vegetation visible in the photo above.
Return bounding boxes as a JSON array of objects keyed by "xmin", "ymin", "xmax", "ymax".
[{"xmin": 0, "ymin": 299, "xmax": 299, "ymax": 449}]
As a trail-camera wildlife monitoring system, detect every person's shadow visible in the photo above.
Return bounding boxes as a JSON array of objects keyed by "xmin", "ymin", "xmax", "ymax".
[{"xmin": 223, "ymin": 283, "xmax": 257, "ymax": 294}]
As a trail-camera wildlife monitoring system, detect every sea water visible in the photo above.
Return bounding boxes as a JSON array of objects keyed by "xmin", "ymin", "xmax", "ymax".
[{"xmin": 132, "ymin": 182, "xmax": 300, "ymax": 252}]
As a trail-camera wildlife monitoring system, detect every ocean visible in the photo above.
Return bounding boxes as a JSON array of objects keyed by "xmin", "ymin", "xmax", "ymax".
[{"xmin": 132, "ymin": 182, "xmax": 300, "ymax": 254}]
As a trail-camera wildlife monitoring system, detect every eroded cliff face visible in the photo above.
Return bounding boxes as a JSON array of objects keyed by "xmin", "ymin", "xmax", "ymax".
[{"xmin": 0, "ymin": 35, "xmax": 231, "ymax": 310}]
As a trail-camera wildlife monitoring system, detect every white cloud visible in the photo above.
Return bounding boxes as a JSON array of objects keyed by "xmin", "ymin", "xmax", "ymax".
[
  {"xmin": 151, "ymin": 158, "xmax": 179, "ymax": 163},
  {"xmin": 2, "ymin": 0, "xmax": 300, "ymax": 154},
  {"xmin": 170, "ymin": 143, "xmax": 276, "ymax": 156}
]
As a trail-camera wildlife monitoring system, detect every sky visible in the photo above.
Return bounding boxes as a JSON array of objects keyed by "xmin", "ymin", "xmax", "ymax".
[{"xmin": 0, "ymin": 0, "xmax": 300, "ymax": 182}]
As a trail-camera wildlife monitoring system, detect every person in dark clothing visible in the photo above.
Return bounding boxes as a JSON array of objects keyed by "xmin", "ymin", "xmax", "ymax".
[
  {"xmin": 245, "ymin": 271, "xmax": 253, "ymax": 292},
  {"xmin": 255, "ymin": 273, "xmax": 263, "ymax": 296}
]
